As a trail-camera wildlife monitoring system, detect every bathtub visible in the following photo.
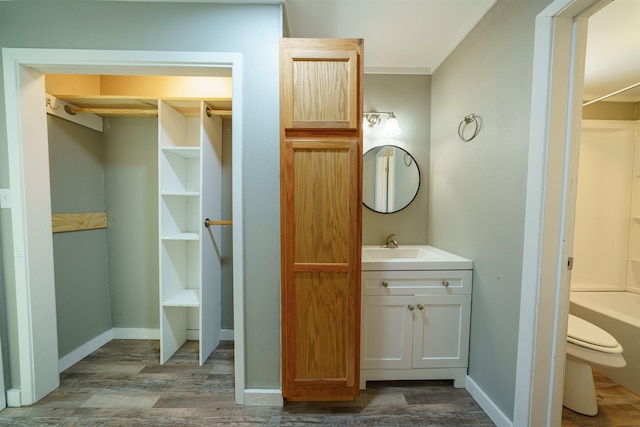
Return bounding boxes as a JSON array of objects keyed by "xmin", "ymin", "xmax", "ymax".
[{"xmin": 570, "ymin": 291, "xmax": 640, "ymax": 396}]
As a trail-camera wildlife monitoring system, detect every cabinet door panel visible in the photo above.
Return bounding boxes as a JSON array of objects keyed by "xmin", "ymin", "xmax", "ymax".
[
  {"xmin": 281, "ymin": 137, "xmax": 361, "ymax": 398},
  {"xmin": 292, "ymin": 141, "xmax": 351, "ymax": 263},
  {"xmin": 281, "ymin": 39, "xmax": 360, "ymax": 130},
  {"xmin": 293, "ymin": 272, "xmax": 350, "ymax": 381},
  {"xmin": 412, "ymin": 295, "xmax": 471, "ymax": 368},
  {"xmin": 361, "ymin": 296, "xmax": 413, "ymax": 369}
]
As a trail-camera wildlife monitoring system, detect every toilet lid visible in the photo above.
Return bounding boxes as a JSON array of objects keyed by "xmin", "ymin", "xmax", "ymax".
[{"xmin": 567, "ymin": 314, "xmax": 619, "ymax": 349}]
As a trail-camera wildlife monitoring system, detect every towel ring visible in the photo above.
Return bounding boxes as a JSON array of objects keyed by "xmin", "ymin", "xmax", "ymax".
[{"xmin": 458, "ymin": 114, "xmax": 480, "ymax": 142}]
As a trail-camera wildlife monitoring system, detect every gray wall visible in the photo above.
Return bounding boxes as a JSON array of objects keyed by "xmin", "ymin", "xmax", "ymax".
[
  {"xmin": 0, "ymin": 1, "xmax": 282, "ymax": 391},
  {"xmin": 429, "ymin": 0, "xmax": 552, "ymax": 419},
  {"xmin": 104, "ymin": 118, "xmax": 159, "ymax": 330},
  {"xmin": 48, "ymin": 115, "xmax": 112, "ymax": 357},
  {"xmin": 362, "ymin": 74, "xmax": 431, "ymax": 245}
]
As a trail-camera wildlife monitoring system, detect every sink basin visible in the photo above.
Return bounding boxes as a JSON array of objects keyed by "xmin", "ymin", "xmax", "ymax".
[
  {"xmin": 362, "ymin": 245, "xmax": 472, "ymax": 271},
  {"xmin": 362, "ymin": 247, "xmax": 439, "ymax": 260}
]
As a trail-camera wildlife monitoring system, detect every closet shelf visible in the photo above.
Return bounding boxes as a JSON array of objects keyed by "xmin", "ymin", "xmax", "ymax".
[
  {"xmin": 162, "ymin": 232, "xmax": 199, "ymax": 241},
  {"xmin": 161, "ymin": 192, "xmax": 200, "ymax": 197},
  {"xmin": 162, "ymin": 289, "xmax": 200, "ymax": 308},
  {"xmin": 161, "ymin": 146, "xmax": 201, "ymax": 157},
  {"xmin": 54, "ymin": 95, "xmax": 232, "ymax": 118}
]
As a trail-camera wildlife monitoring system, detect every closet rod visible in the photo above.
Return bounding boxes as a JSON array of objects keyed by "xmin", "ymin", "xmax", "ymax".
[
  {"xmin": 204, "ymin": 218, "xmax": 232, "ymax": 227},
  {"xmin": 64, "ymin": 105, "xmax": 158, "ymax": 116},
  {"xmin": 583, "ymin": 81, "xmax": 640, "ymax": 107},
  {"xmin": 205, "ymin": 106, "xmax": 232, "ymax": 117}
]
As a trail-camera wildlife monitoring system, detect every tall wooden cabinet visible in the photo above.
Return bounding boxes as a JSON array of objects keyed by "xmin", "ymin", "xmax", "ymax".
[{"xmin": 280, "ymin": 38, "xmax": 364, "ymax": 401}]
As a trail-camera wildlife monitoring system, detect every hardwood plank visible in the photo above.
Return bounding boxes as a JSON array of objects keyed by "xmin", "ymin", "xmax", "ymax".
[
  {"xmin": 0, "ymin": 339, "xmax": 502, "ymax": 426},
  {"xmin": 51, "ymin": 212, "xmax": 107, "ymax": 233}
]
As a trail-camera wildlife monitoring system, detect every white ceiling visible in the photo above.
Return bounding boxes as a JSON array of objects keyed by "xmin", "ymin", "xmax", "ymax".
[
  {"xmin": 284, "ymin": 0, "xmax": 640, "ymax": 103},
  {"xmin": 283, "ymin": 0, "xmax": 496, "ymax": 74},
  {"xmin": 584, "ymin": 0, "xmax": 640, "ymax": 103}
]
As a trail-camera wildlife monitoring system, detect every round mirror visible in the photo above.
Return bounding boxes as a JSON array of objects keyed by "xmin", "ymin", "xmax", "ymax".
[{"xmin": 363, "ymin": 145, "xmax": 420, "ymax": 214}]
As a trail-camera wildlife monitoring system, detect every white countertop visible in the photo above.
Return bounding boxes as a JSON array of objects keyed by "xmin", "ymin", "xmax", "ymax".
[{"xmin": 362, "ymin": 245, "xmax": 473, "ymax": 271}]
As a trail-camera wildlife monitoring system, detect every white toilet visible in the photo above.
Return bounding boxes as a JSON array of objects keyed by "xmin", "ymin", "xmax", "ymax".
[{"xmin": 563, "ymin": 314, "xmax": 626, "ymax": 416}]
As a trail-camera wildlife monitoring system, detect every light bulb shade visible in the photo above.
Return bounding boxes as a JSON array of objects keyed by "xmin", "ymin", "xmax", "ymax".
[
  {"xmin": 363, "ymin": 117, "xmax": 371, "ymax": 135},
  {"xmin": 384, "ymin": 116, "xmax": 401, "ymax": 136}
]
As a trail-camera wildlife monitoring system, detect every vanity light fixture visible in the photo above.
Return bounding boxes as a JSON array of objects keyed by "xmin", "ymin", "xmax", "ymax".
[{"xmin": 363, "ymin": 112, "xmax": 402, "ymax": 137}]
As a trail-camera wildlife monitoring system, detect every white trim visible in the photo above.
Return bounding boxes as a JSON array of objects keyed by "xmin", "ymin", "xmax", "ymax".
[
  {"xmin": 515, "ymin": 0, "xmax": 610, "ymax": 425},
  {"xmin": 6, "ymin": 389, "xmax": 21, "ymax": 408},
  {"xmin": 466, "ymin": 376, "xmax": 512, "ymax": 427},
  {"xmin": 185, "ymin": 329, "xmax": 234, "ymax": 341},
  {"xmin": 1, "ymin": 48, "xmax": 246, "ymax": 407},
  {"xmin": 57, "ymin": 327, "xmax": 230, "ymax": 375},
  {"xmin": 0, "ymin": 332, "xmax": 5, "ymax": 411},
  {"xmin": 112, "ymin": 328, "xmax": 160, "ymax": 340},
  {"xmin": 3, "ymin": 49, "xmax": 61, "ymax": 405},
  {"xmin": 58, "ymin": 330, "xmax": 114, "ymax": 373},
  {"xmin": 243, "ymin": 389, "xmax": 283, "ymax": 407},
  {"xmin": 231, "ymin": 55, "xmax": 246, "ymax": 405},
  {"xmin": 220, "ymin": 329, "xmax": 234, "ymax": 341},
  {"xmin": 45, "ymin": 94, "xmax": 103, "ymax": 132}
]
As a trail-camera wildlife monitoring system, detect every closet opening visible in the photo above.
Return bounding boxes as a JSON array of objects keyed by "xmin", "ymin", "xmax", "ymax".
[
  {"xmin": 2, "ymin": 49, "xmax": 246, "ymax": 406},
  {"xmin": 46, "ymin": 73, "xmax": 235, "ymax": 370}
]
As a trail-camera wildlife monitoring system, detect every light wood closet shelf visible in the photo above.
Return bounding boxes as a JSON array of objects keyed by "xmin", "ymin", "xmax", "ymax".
[
  {"xmin": 46, "ymin": 74, "xmax": 233, "ymax": 118},
  {"xmin": 55, "ymin": 95, "xmax": 232, "ymax": 118},
  {"xmin": 51, "ymin": 212, "xmax": 107, "ymax": 233}
]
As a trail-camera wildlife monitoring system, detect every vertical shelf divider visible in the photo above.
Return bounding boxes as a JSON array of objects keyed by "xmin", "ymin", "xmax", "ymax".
[{"xmin": 159, "ymin": 100, "xmax": 203, "ymax": 364}]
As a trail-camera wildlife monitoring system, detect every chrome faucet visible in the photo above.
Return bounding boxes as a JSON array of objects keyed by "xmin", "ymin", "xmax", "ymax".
[{"xmin": 381, "ymin": 234, "xmax": 398, "ymax": 248}]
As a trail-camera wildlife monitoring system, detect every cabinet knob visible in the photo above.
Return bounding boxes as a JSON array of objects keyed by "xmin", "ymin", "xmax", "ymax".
[
  {"xmin": 408, "ymin": 304, "xmax": 414, "ymax": 311},
  {"xmin": 382, "ymin": 281, "xmax": 389, "ymax": 288},
  {"xmin": 442, "ymin": 281, "xmax": 450, "ymax": 287},
  {"xmin": 417, "ymin": 304, "xmax": 424, "ymax": 310}
]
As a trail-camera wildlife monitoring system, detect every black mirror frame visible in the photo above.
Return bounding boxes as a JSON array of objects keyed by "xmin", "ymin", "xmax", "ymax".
[{"xmin": 362, "ymin": 145, "xmax": 421, "ymax": 214}]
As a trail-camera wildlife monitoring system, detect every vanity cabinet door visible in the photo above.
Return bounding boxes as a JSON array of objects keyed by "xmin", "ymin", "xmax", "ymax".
[
  {"xmin": 280, "ymin": 38, "xmax": 363, "ymax": 401},
  {"xmin": 361, "ymin": 296, "xmax": 413, "ymax": 370},
  {"xmin": 412, "ymin": 295, "xmax": 471, "ymax": 369}
]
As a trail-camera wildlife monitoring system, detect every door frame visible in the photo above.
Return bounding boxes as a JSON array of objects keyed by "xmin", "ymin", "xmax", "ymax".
[
  {"xmin": 514, "ymin": 0, "xmax": 610, "ymax": 425},
  {"xmin": 0, "ymin": 337, "xmax": 5, "ymax": 411},
  {"xmin": 1, "ymin": 48, "xmax": 247, "ymax": 405}
]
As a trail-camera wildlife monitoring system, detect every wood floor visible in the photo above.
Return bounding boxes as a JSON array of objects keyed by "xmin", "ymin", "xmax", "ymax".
[
  {"xmin": 561, "ymin": 370, "xmax": 640, "ymax": 426},
  {"xmin": 2, "ymin": 339, "xmax": 637, "ymax": 426},
  {"xmin": 0, "ymin": 339, "xmax": 494, "ymax": 426}
]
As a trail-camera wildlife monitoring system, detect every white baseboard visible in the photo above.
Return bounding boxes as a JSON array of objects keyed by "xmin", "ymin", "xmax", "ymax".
[
  {"xmin": 58, "ymin": 329, "xmax": 113, "ymax": 373},
  {"xmin": 186, "ymin": 329, "xmax": 235, "ymax": 341},
  {"xmin": 6, "ymin": 389, "xmax": 21, "ymax": 407},
  {"xmin": 466, "ymin": 375, "xmax": 512, "ymax": 427},
  {"xmin": 112, "ymin": 328, "xmax": 159, "ymax": 340},
  {"xmin": 244, "ymin": 389, "xmax": 283, "ymax": 407}
]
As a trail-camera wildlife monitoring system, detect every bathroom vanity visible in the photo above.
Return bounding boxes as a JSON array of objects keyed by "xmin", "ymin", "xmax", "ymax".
[{"xmin": 360, "ymin": 245, "xmax": 473, "ymax": 389}]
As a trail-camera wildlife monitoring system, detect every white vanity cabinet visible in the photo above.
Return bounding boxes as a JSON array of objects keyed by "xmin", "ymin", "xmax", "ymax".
[{"xmin": 360, "ymin": 267, "xmax": 472, "ymax": 389}]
